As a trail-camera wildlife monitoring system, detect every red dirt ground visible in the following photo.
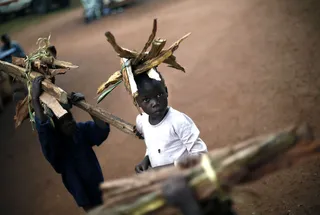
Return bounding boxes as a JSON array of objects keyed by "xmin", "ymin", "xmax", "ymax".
[{"xmin": 1, "ymin": 0, "xmax": 320, "ymax": 214}]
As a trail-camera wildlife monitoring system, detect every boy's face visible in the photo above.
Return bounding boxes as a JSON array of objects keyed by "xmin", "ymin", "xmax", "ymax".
[{"xmin": 136, "ymin": 80, "xmax": 168, "ymax": 118}]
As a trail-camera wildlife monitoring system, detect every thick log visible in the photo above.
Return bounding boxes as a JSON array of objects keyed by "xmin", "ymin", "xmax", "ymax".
[{"xmin": 0, "ymin": 60, "xmax": 68, "ymax": 104}]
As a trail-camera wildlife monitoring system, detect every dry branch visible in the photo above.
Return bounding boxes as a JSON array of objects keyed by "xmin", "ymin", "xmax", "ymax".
[
  {"xmin": 89, "ymin": 123, "xmax": 319, "ymax": 215},
  {"xmin": 105, "ymin": 32, "xmax": 136, "ymax": 58}
]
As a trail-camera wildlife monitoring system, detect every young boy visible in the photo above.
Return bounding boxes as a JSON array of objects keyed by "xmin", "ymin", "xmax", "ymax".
[
  {"xmin": 32, "ymin": 76, "xmax": 110, "ymax": 212},
  {"xmin": 134, "ymin": 69, "xmax": 208, "ymax": 173}
]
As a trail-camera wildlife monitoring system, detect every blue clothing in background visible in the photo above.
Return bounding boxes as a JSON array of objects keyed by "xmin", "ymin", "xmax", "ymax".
[
  {"xmin": 0, "ymin": 41, "xmax": 26, "ymax": 63},
  {"xmin": 35, "ymin": 118, "xmax": 110, "ymax": 207}
]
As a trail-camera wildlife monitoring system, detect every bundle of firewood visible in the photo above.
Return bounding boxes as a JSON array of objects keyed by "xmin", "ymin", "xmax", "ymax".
[
  {"xmin": 96, "ymin": 19, "xmax": 189, "ymax": 111},
  {"xmin": 2, "ymin": 36, "xmax": 78, "ymax": 128},
  {"xmin": 0, "ymin": 37, "xmax": 138, "ymax": 136},
  {"xmin": 88, "ymin": 123, "xmax": 320, "ymax": 215}
]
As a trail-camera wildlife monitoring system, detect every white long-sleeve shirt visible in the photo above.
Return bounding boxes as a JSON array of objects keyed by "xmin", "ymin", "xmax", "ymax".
[{"xmin": 136, "ymin": 107, "xmax": 208, "ymax": 168}]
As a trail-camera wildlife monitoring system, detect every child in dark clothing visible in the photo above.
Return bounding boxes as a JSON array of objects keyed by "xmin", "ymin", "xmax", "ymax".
[{"xmin": 32, "ymin": 76, "xmax": 110, "ymax": 212}]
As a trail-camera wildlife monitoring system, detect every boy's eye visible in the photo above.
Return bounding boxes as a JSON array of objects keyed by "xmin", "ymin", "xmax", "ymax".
[
  {"xmin": 143, "ymin": 98, "xmax": 150, "ymax": 103},
  {"xmin": 157, "ymin": 93, "xmax": 164, "ymax": 98}
]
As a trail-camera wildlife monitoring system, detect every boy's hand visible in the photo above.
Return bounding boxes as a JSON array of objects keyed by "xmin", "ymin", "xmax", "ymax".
[
  {"xmin": 135, "ymin": 156, "xmax": 150, "ymax": 173},
  {"xmin": 32, "ymin": 76, "xmax": 45, "ymax": 100},
  {"xmin": 133, "ymin": 126, "xmax": 144, "ymax": 139},
  {"xmin": 70, "ymin": 92, "xmax": 85, "ymax": 103}
]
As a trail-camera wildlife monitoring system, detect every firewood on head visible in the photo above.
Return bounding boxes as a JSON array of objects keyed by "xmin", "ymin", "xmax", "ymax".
[
  {"xmin": 134, "ymin": 33, "xmax": 191, "ymax": 75},
  {"xmin": 163, "ymin": 55, "xmax": 185, "ymax": 72},
  {"xmin": 132, "ymin": 19, "xmax": 158, "ymax": 66},
  {"xmin": 145, "ymin": 39, "xmax": 167, "ymax": 60},
  {"xmin": 99, "ymin": 19, "xmax": 190, "ymax": 106}
]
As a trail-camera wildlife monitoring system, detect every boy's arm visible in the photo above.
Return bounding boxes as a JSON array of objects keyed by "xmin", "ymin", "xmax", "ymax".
[
  {"xmin": 69, "ymin": 92, "xmax": 111, "ymax": 147},
  {"xmin": 135, "ymin": 114, "xmax": 144, "ymax": 139},
  {"xmin": 78, "ymin": 121, "xmax": 110, "ymax": 147},
  {"xmin": 135, "ymin": 115, "xmax": 150, "ymax": 173},
  {"xmin": 35, "ymin": 118, "xmax": 64, "ymax": 173},
  {"xmin": 175, "ymin": 115, "xmax": 208, "ymax": 155},
  {"xmin": 32, "ymin": 76, "xmax": 63, "ymax": 173}
]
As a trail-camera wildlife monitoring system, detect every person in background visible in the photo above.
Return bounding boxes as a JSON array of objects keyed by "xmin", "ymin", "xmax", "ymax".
[
  {"xmin": 32, "ymin": 76, "xmax": 111, "ymax": 212},
  {"xmin": 81, "ymin": 0, "xmax": 103, "ymax": 23},
  {"xmin": 0, "ymin": 34, "xmax": 26, "ymax": 110},
  {"xmin": 0, "ymin": 34, "xmax": 26, "ymax": 63}
]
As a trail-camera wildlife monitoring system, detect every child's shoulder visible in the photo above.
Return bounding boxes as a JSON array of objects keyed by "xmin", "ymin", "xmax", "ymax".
[
  {"xmin": 136, "ymin": 112, "xmax": 148, "ymax": 123},
  {"xmin": 168, "ymin": 107, "xmax": 194, "ymax": 125}
]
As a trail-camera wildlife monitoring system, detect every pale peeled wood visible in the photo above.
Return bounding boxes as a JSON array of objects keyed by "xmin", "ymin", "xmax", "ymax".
[{"xmin": 39, "ymin": 92, "xmax": 68, "ymax": 118}]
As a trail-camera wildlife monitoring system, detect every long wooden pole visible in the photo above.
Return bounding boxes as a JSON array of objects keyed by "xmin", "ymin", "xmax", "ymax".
[{"xmin": 0, "ymin": 60, "xmax": 137, "ymax": 137}]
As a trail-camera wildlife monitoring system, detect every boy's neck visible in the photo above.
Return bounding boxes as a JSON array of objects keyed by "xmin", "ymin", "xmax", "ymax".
[{"xmin": 149, "ymin": 107, "xmax": 169, "ymax": 125}]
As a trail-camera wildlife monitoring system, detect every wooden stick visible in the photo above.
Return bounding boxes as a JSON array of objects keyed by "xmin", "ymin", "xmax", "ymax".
[
  {"xmin": 0, "ymin": 60, "xmax": 137, "ymax": 137},
  {"xmin": 71, "ymin": 99, "xmax": 137, "ymax": 137}
]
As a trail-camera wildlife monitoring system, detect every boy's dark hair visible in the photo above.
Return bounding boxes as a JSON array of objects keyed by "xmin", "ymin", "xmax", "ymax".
[{"xmin": 134, "ymin": 68, "xmax": 166, "ymax": 88}]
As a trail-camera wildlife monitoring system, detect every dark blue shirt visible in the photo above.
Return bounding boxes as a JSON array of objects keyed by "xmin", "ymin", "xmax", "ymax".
[
  {"xmin": 35, "ymin": 118, "xmax": 110, "ymax": 207},
  {"xmin": 0, "ymin": 41, "xmax": 26, "ymax": 63}
]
